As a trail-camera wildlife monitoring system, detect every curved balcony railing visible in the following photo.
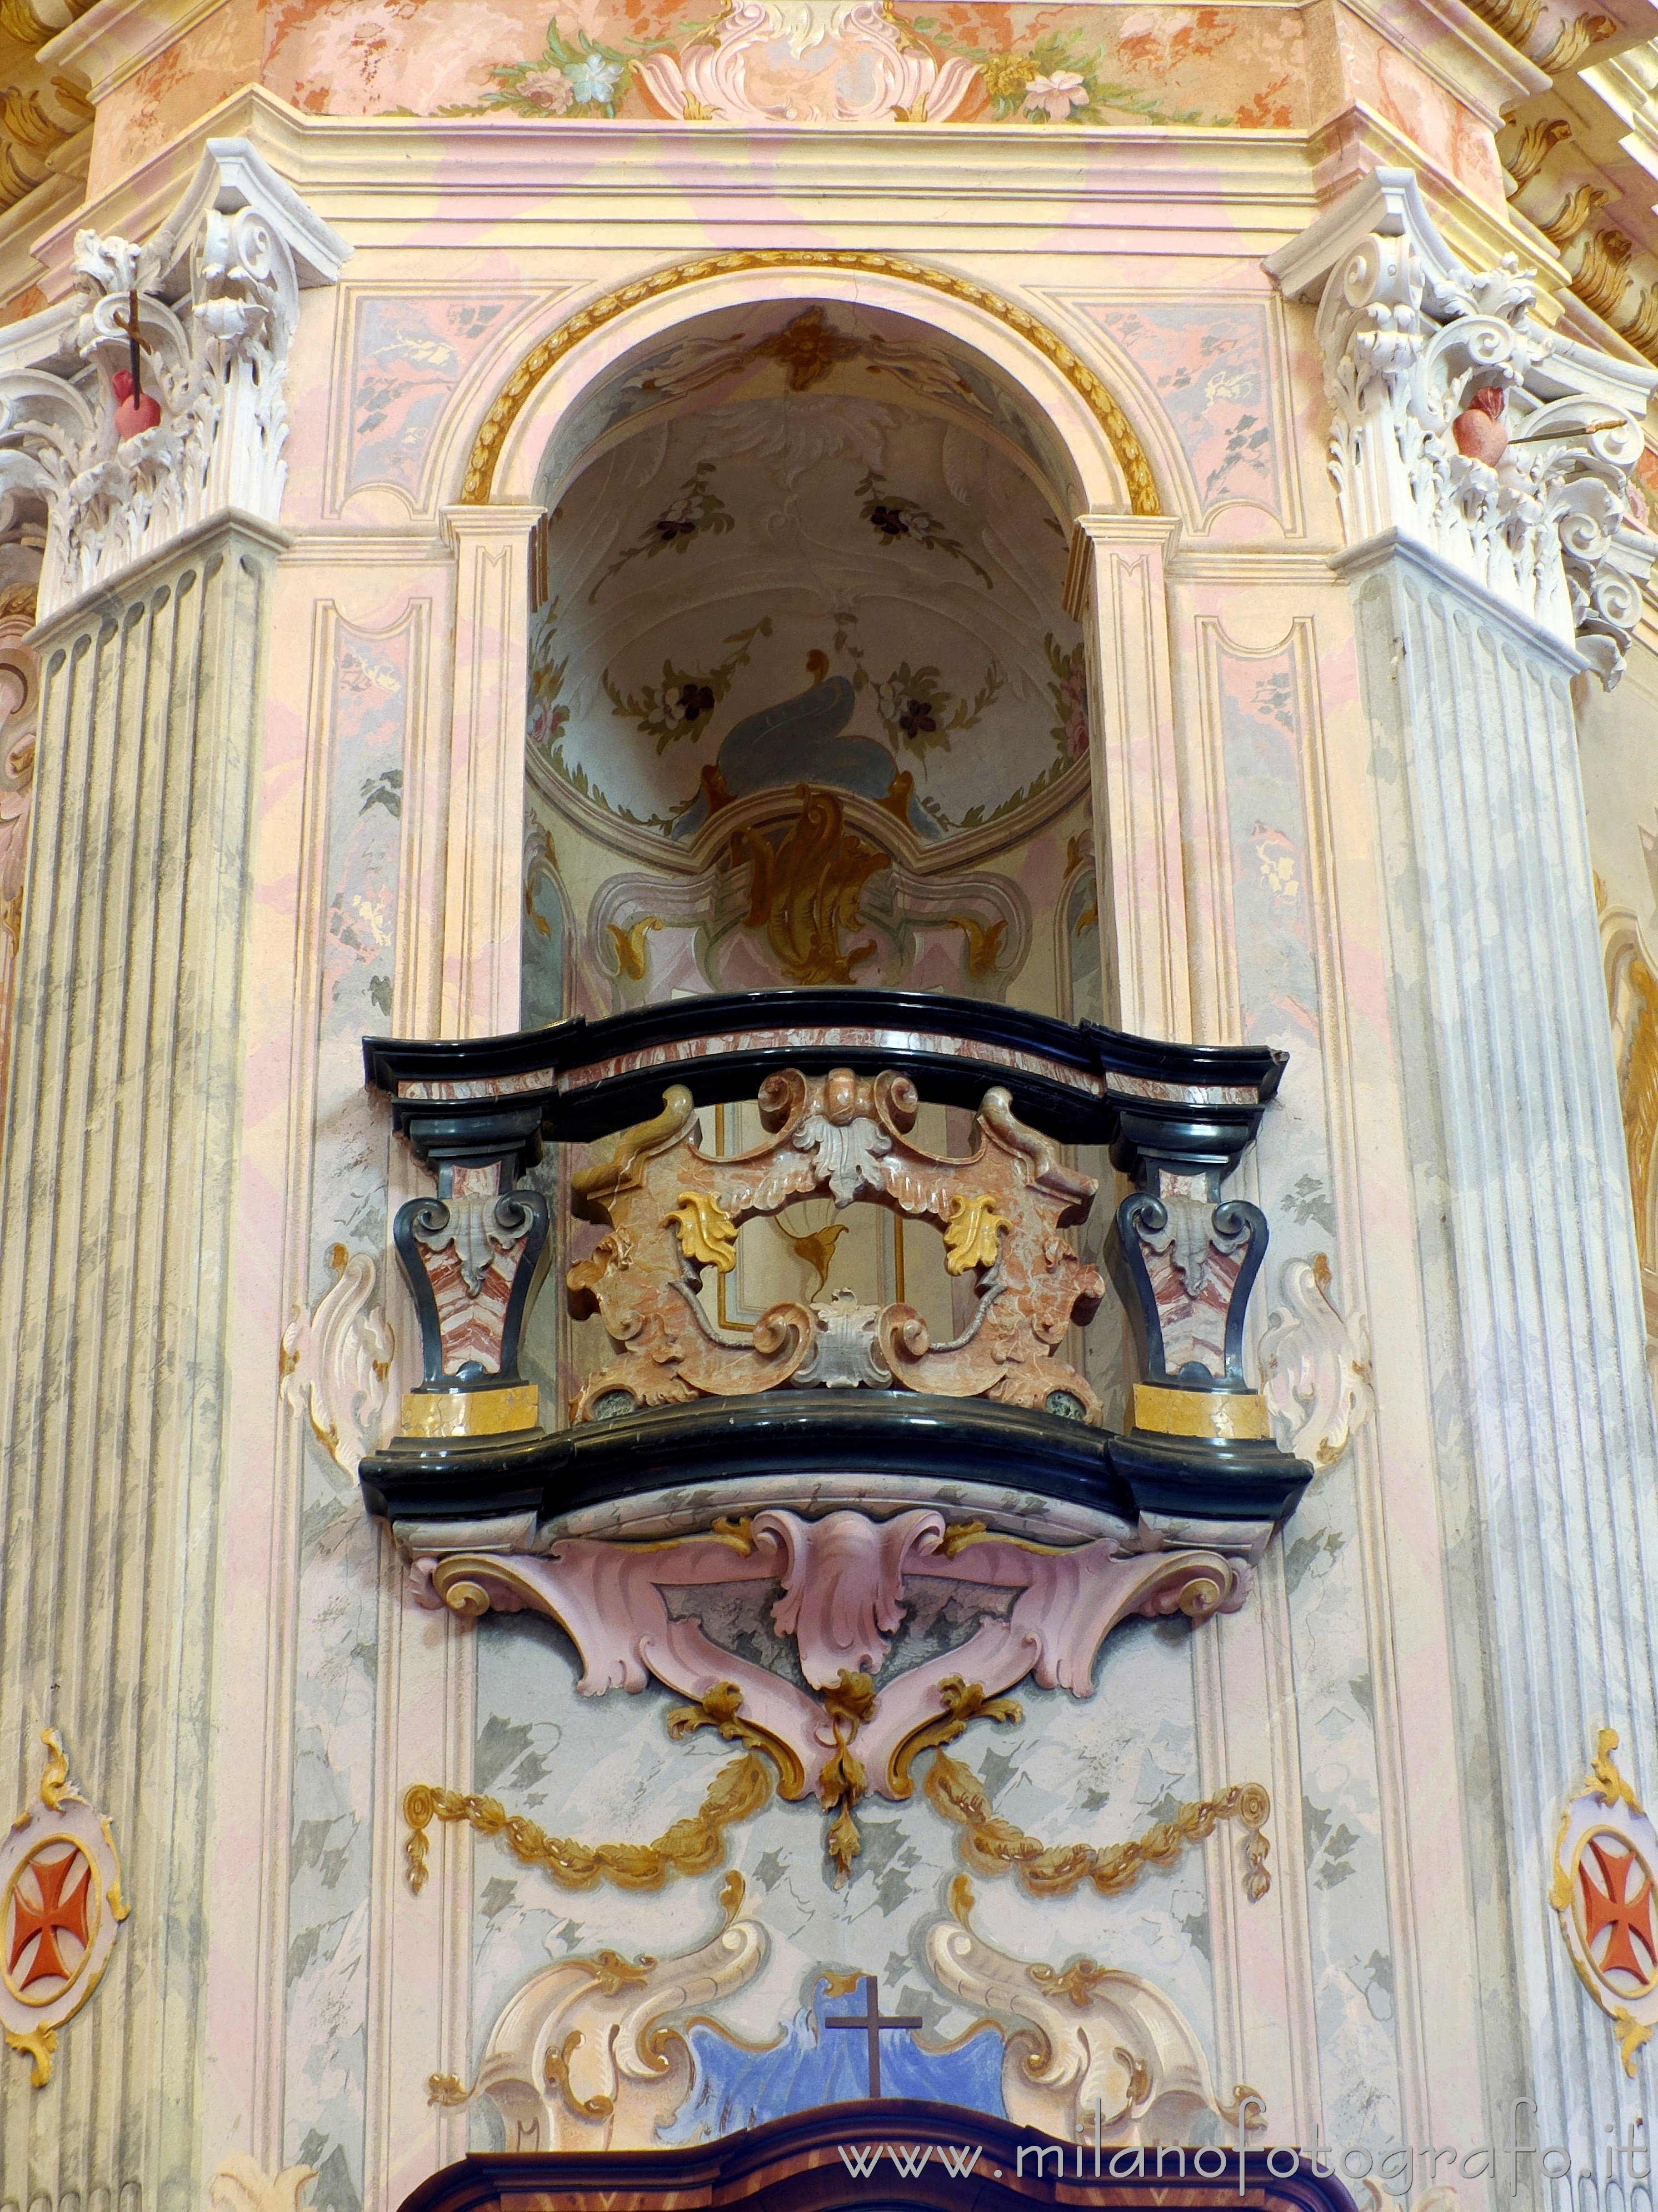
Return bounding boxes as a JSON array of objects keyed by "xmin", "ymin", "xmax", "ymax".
[{"xmin": 358, "ymin": 988, "xmax": 1312, "ymax": 1538}]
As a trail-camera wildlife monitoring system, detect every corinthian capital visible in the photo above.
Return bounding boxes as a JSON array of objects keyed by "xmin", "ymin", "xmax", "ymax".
[
  {"xmin": 1266, "ymin": 166, "xmax": 1658, "ymax": 687},
  {"xmin": 0, "ymin": 138, "xmax": 348, "ymax": 621}
]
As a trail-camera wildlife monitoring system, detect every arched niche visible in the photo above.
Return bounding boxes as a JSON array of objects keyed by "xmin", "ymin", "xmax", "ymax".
[{"xmin": 518, "ymin": 293, "xmax": 1110, "ymax": 1033}]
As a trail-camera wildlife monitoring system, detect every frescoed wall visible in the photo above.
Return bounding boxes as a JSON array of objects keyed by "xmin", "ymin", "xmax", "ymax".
[{"xmin": 9, "ymin": 0, "xmax": 1657, "ymax": 2188}]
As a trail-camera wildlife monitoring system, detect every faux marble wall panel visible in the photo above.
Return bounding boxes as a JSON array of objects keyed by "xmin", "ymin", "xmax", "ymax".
[
  {"xmin": 0, "ymin": 522, "xmax": 281, "ymax": 2208},
  {"xmin": 1075, "ymin": 301, "xmax": 1298, "ymax": 536},
  {"xmin": 1202, "ymin": 622, "xmax": 1402, "ymax": 2144},
  {"xmin": 335, "ymin": 296, "xmax": 530, "ymax": 518},
  {"xmin": 283, "ymin": 610, "xmax": 417, "ymax": 2211}
]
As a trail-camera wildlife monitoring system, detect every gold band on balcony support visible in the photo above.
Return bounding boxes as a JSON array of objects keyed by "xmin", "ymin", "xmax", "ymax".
[
  {"xmin": 399, "ymin": 1385, "xmax": 541, "ymax": 1439},
  {"xmin": 1132, "ymin": 1384, "xmax": 1271, "ymax": 1442}
]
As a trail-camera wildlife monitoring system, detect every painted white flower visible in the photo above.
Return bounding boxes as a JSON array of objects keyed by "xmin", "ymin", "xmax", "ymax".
[
  {"xmin": 1024, "ymin": 71, "xmax": 1088, "ymax": 121},
  {"xmin": 565, "ymin": 54, "xmax": 624, "ymax": 106}
]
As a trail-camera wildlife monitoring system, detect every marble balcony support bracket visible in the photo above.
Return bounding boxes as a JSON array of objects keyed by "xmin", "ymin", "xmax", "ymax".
[
  {"xmin": 0, "ymin": 136, "xmax": 348, "ymax": 622},
  {"xmin": 1266, "ymin": 164, "xmax": 1658, "ymax": 686}
]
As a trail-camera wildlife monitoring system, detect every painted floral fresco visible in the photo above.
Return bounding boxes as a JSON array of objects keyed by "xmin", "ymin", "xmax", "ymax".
[
  {"xmin": 526, "ymin": 307, "xmax": 1088, "ymax": 843},
  {"xmin": 1079, "ymin": 300, "xmax": 1289, "ymax": 529},
  {"xmin": 255, "ymin": 0, "xmax": 1309, "ymax": 129},
  {"xmin": 343, "ymin": 296, "xmax": 522, "ymax": 505}
]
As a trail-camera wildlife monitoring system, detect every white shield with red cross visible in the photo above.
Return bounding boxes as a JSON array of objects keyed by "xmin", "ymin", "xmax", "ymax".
[
  {"xmin": 0, "ymin": 1731, "xmax": 127, "ymax": 2086},
  {"xmin": 1553, "ymin": 1729, "xmax": 1658, "ymax": 2074}
]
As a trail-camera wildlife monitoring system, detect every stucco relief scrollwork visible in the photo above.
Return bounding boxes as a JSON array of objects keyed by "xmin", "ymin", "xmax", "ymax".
[
  {"xmin": 0, "ymin": 140, "xmax": 347, "ymax": 620},
  {"xmin": 1258, "ymin": 1254, "xmax": 1375, "ymax": 1469},
  {"xmin": 414, "ymin": 1507, "xmax": 1247, "ymax": 1880},
  {"xmin": 637, "ymin": 1, "xmax": 981, "ymax": 124},
  {"xmin": 926, "ymin": 1881, "xmax": 1262, "ymax": 2146},
  {"xmin": 1266, "ymin": 167, "xmax": 1658, "ymax": 685},
  {"xmin": 435, "ymin": 1883, "xmax": 765, "ymax": 2150},
  {"xmin": 279, "ymin": 1247, "xmax": 396, "ymax": 1482}
]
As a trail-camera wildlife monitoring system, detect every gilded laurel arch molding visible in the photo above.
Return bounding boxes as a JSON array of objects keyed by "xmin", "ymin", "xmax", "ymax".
[{"xmin": 455, "ymin": 256, "xmax": 1155, "ymax": 517}]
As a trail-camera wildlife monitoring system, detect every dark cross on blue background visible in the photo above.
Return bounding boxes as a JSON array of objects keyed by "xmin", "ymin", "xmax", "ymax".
[{"xmin": 825, "ymin": 1974, "xmax": 923, "ymax": 2099}]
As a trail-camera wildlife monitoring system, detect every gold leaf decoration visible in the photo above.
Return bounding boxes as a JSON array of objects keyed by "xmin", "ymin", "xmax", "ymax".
[
  {"xmin": 1541, "ymin": 183, "xmax": 1611, "ymax": 252},
  {"xmin": 943, "ymin": 1193, "xmax": 1014, "ymax": 1275},
  {"xmin": 925, "ymin": 1750, "xmax": 1273, "ymax": 1901},
  {"xmin": 38, "ymin": 1728, "xmax": 68, "ymax": 1811},
  {"xmin": 1536, "ymin": 8, "xmax": 1616, "ymax": 70},
  {"xmin": 1464, "ymin": 0, "xmax": 1542, "ymax": 47},
  {"xmin": 948, "ymin": 914, "xmax": 1007, "ymax": 978},
  {"xmin": 607, "ymin": 914, "xmax": 662, "ymax": 980},
  {"xmin": 401, "ymin": 1751, "xmax": 770, "ymax": 1895},
  {"xmin": 460, "ymin": 251, "xmax": 1161, "ymax": 517},
  {"xmin": 1507, "ymin": 116, "xmax": 1572, "ymax": 191},
  {"xmin": 666, "ymin": 1189, "xmax": 739, "ymax": 1274},
  {"xmin": 667, "ymin": 1681, "xmax": 808, "ymax": 1799},
  {"xmin": 580, "ymin": 1947, "xmax": 656, "ymax": 1995},
  {"xmin": 1029, "ymin": 1958, "xmax": 1112, "ymax": 2007},
  {"xmin": 887, "ymin": 1674, "xmax": 1024, "ymax": 1800},
  {"xmin": 544, "ymin": 2029, "xmax": 615, "ymax": 2120},
  {"xmin": 1574, "ymin": 229, "xmax": 1635, "ymax": 322},
  {"xmin": 732, "ymin": 788, "xmax": 890, "ymax": 985}
]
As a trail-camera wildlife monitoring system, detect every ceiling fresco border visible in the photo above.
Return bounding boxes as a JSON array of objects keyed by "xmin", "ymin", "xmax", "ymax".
[{"xmin": 458, "ymin": 251, "xmax": 1163, "ymax": 517}]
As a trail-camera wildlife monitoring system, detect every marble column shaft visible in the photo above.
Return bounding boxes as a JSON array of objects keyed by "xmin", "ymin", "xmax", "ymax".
[
  {"xmin": 0, "ymin": 514, "xmax": 283, "ymax": 2208},
  {"xmin": 1348, "ymin": 533, "xmax": 1658, "ymax": 2154}
]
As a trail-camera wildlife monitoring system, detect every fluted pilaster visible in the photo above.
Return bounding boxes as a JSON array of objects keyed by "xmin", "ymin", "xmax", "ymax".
[{"xmin": 0, "ymin": 513, "xmax": 284, "ymax": 2205}]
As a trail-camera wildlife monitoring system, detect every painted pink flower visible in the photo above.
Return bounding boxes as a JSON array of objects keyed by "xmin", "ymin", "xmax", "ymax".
[
  {"xmin": 515, "ymin": 66, "xmax": 576, "ymax": 113},
  {"xmin": 1025, "ymin": 71, "xmax": 1088, "ymax": 121}
]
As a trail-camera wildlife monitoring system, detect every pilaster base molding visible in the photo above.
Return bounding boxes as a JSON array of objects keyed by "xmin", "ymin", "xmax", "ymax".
[
  {"xmin": 0, "ymin": 137, "xmax": 346, "ymax": 622},
  {"xmin": 1267, "ymin": 165, "xmax": 1658, "ymax": 686}
]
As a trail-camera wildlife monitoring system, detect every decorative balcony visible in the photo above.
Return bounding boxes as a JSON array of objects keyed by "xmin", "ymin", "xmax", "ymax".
[{"xmin": 358, "ymin": 988, "xmax": 1312, "ymax": 1549}]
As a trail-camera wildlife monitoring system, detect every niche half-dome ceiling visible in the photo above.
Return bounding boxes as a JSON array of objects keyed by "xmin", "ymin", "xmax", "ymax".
[{"xmin": 522, "ymin": 299, "xmax": 1106, "ymax": 1025}]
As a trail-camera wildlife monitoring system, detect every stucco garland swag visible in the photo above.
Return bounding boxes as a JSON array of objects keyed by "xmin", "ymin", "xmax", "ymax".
[
  {"xmin": 401, "ymin": 1752, "xmax": 773, "ymax": 1894},
  {"xmin": 458, "ymin": 249, "xmax": 1161, "ymax": 515},
  {"xmin": 925, "ymin": 1750, "xmax": 1274, "ymax": 1902},
  {"xmin": 401, "ymin": 1743, "xmax": 1272, "ymax": 1904}
]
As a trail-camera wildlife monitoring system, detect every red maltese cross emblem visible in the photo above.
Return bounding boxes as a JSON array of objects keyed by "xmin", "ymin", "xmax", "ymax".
[
  {"xmin": 1577, "ymin": 1833, "xmax": 1658, "ymax": 1994},
  {"xmin": 8, "ymin": 1843, "xmax": 94, "ymax": 1995},
  {"xmin": 0, "ymin": 1731, "xmax": 126, "ymax": 2088},
  {"xmin": 1554, "ymin": 1729, "xmax": 1658, "ymax": 2076}
]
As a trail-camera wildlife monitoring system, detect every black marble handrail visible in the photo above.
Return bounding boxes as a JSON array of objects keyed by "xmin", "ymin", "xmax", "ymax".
[{"xmin": 363, "ymin": 985, "xmax": 1286, "ymax": 1165}]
